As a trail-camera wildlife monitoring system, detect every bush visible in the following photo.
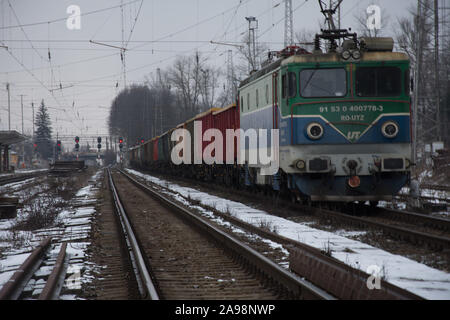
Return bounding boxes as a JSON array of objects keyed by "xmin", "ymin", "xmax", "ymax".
[{"xmin": 13, "ymin": 195, "xmax": 63, "ymax": 231}]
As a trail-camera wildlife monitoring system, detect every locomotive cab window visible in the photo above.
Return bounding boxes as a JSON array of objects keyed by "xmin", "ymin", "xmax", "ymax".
[
  {"xmin": 300, "ymin": 68, "xmax": 347, "ymax": 98},
  {"xmin": 356, "ymin": 67, "xmax": 402, "ymax": 97},
  {"xmin": 288, "ymin": 72, "xmax": 297, "ymax": 97},
  {"xmin": 282, "ymin": 74, "xmax": 287, "ymax": 98}
]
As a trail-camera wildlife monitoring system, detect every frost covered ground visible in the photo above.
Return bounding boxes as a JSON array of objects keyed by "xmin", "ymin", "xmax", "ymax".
[
  {"xmin": 0, "ymin": 170, "xmax": 101, "ymax": 298},
  {"xmin": 126, "ymin": 168, "xmax": 450, "ymax": 300},
  {"xmin": 0, "ymin": 168, "xmax": 47, "ymax": 178}
]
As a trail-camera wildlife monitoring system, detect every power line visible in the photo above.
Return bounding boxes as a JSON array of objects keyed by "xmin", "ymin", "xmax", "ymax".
[
  {"xmin": 0, "ymin": 52, "xmax": 119, "ymax": 74},
  {"xmin": 0, "ymin": 0, "xmax": 142, "ymax": 30},
  {"xmin": 1, "ymin": 41, "xmax": 84, "ymax": 131},
  {"xmin": 124, "ymin": 0, "xmax": 144, "ymax": 49}
]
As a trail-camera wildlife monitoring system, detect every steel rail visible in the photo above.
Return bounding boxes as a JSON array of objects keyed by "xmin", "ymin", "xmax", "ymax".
[
  {"xmin": 303, "ymin": 205, "xmax": 450, "ymax": 251},
  {"xmin": 0, "ymin": 170, "xmax": 48, "ymax": 186},
  {"xmin": 421, "ymin": 184, "xmax": 450, "ymax": 192},
  {"xmin": 0, "ymin": 238, "xmax": 52, "ymax": 300},
  {"xmin": 372, "ymin": 206, "xmax": 450, "ymax": 232},
  {"xmin": 122, "ymin": 169, "xmax": 424, "ymax": 300},
  {"xmin": 39, "ymin": 243, "xmax": 68, "ymax": 300},
  {"xmin": 117, "ymin": 169, "xmax": 334, "ymax": 300},
  {"xmin": 395, "ymin": 193, "xmax": 450, "ymax": 204},
  {"xmin": 107, "ymin": 169, "xmax": 160, "ymax": 300}
]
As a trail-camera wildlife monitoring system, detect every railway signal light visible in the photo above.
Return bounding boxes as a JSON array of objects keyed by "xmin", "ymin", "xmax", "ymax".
[
  {"xmin": 57, "ymin": 140, "xmax": 62, "ymax": 152},
  {"xmin": 75, "ymin": 136, "xmax": 80, "ymax": 143},
  {"xmin": 97, "ymin": 143, "xmax": 102, "ymax": 150},
  {"xmin": 97, "ymin": 137, "xmax": 102, "ymax": 144},
  {"xmin": 141, "ymin": 138, "xmax": 144, "ymax": 144},
  {"xmin": 75, "ymin": 143, "xmax": 80, "ymax": 151}
]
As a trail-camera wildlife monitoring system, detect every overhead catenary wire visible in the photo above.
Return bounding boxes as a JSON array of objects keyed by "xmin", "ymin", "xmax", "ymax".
[
  {"xmin": 0, "ymin": 0, "xmax": 142, "ymax": 30},
  {"xmin": 0, "ymin": 40, "xmax": 84, "ymax": 131}
]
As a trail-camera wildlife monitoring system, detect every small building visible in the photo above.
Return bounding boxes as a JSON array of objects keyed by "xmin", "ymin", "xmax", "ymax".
[{"xmin": 0, "ymin": 131, "xmax": 28, "ymax": 173}]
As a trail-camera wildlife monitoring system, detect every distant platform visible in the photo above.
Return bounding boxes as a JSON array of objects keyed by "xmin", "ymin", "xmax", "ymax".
[{"xmin": 0, "ymin": 130, "xmax": 28, "ymax": 145}]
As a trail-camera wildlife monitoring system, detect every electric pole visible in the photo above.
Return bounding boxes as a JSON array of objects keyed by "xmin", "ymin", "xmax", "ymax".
[
  {"xmin": 434, "ymin": 0, "xmax": 441, "ymax": 141},
  {"xmin": 31, "ymin": 101, "xmax": 35, "ymax": 136},
  {"xmin": 6, "ymin": 83, "xmax": 10, "ymax": 130},
  {"xmin": 19, "ymin": 94, "xmax": 26, "ymax": 134},
  {"xmin": 226, "ymin": 50, "xmax": 236, "ymax": 104},
  {"xmin": 245, "ymin": 16, "xmax": 258, "ymax": 73},
  {"xmin": 284, "ymin": 0, "xmax": 294, "ymax": 47},
  {"xmin": 413, "ymin": 0, "xmax": 423, "ymax": 176},
  {"xmin": 121, "ymin": 0, "xmax": 127, "ymax": 88},
  {"xmin": 157, "ymin": 68, "xmax": 163, "ymax": 134}
]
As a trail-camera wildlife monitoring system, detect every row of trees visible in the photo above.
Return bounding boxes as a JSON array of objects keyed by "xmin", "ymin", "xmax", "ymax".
[{"xmin": 108, "ymin": 52, "xmax": 236, "ymax": 146}]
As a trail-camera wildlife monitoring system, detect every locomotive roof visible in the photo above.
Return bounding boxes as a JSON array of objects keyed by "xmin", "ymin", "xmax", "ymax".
[
  {"xmin": 239, "ymin": 50, "xmax": 409, "ymax": 89},
  {"xmin": 239, "ymin": 58, "xmax": 283, "ymax": 89},
  {"xmin": 282, "ymin": 51, "xmax": 409, "ymax": 65}
]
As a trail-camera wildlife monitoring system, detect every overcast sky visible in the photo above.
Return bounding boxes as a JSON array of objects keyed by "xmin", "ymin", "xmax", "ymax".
[{"xmin": 0, "ymin": 0, "xmax": 415, "ymax": 143}]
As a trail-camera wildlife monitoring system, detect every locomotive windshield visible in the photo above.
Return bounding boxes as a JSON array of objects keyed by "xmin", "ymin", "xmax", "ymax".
[
  {"xmin": 356, "ymin": 67, "xmax": 402, "ymax": 97},
  {"xmin": 300, "ymin": 68, "xmax": 347, "ymax": 98}
]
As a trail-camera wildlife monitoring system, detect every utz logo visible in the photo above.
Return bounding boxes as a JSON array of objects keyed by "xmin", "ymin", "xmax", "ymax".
[{"xmin": 347, "ymin": 131, "xmax": 361, "ymax": 142}]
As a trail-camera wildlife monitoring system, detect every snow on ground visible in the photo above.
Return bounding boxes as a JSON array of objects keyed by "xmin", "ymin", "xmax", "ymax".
[
  {"xmin": 14, "ymin": 169, "xmax": 48, "ymax": 174},
  {"xmin": 0, "ymin": 168, "xmax": 47, "ymax": 178},
  {"xmin": 0, "ymin": 178, "xmax": 38, "ymax": 195},
  {"xmin": 0, "ymin": 170, "xmax": 102, "ymax": 295},
  {"xmin": 126, "ymin": 168, "xmax": 450, "ymax": 300}
]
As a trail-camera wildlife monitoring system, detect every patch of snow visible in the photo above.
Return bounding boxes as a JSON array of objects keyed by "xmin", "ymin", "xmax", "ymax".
[{"xmin": 125, "ymin": 168, "xmax": 450, "ymax": 300}]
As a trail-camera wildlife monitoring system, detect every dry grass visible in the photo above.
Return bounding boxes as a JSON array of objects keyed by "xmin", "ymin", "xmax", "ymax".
[{"xmin": 13, "ymin": 195, "xmax": 64, "ymax": 231}]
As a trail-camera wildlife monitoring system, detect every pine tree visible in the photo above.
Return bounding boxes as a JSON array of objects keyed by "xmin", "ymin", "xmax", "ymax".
[{"xmin": 34, "ymin": 100, "xmax": 53, "ymax": 159}]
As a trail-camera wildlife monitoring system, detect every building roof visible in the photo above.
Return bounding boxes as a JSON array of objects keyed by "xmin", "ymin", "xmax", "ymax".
[{"xmin": 0, "ymin": 131, "xmax": 28, "ymax": 145}]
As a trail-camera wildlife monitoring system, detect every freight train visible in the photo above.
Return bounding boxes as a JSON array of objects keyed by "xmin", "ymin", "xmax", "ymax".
[{"xmin": 129, "ymin": 32, "xmax": 412, "ymax": 206}]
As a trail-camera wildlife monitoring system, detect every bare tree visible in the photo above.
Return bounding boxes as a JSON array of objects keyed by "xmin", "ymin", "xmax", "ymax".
[
  {"xmin": 168, "ymin": 52, "xmax": 203, "ymax": 118},
  {"xmin": 395, "ymin": 0, "xmax": 450, "ymax": 147},
  {"xmin": 235, "ymin": 33, "xmax": 268, "ymax": 78},
  {"xmin": 199, "ymin": 66, "xmax": 222, "ymax": 111},
  {"xmin": 295, "ymin": 28, "xmax": 316, "ymax": 52}
]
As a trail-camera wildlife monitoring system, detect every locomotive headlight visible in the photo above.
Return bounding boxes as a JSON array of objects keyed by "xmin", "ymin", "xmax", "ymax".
[
  {"xmin": 351, "ymin": 50, "xmax": 361, "ymax": 60},
  {"xmin": 381, "ymin": 121, "xmax": 399, "ymax": 138},
  {"xmin": 307, "ymin": 123, "xmax": 324, "ymax": 140},
  {"xmin": 342, "ymin": 50, "xmax": 351, "ymax": 60},
  {"xmin": 295, "ymin": 160, "xmax": 306, "ymax": 170},
  {"xmin": 405, "ymin": 158, "xmax": 411, "ymax": 169}
]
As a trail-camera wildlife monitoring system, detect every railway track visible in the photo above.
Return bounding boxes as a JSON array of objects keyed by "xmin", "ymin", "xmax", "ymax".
[
  {"xmin": 420, "ymin": 184, "xmax": 450, "ymax": 192},
  {"xmin": 128, "ymin": 168, "xmax": 450, "ymax": 252},
  {"xmin": 366, "ymin": 206, "xmax": 450, "ymax": 232},
  {"xmin": 0, "ymin": 238, "xmax": 68, "ymax": 300},
  {"xmin": 119, "ymin": 169, "xmax": 423, "ymax": 300},
  {"xmin": 299, "ymin": 204, "xmax": 450, "ymax": 251},
  {"xmin": 108, "ymin": 168, "xmax": 333, "ymax": 300},
  {"xmin": 0, "ymin": 171, "xmax": 48, "ymax": 187},
  {"xmin": 395, "ymin": 193, "xmax": 450, "ymax": 205}
]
